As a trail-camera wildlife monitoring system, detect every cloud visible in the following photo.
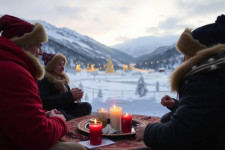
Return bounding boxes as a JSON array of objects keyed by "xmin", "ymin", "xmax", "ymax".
[
  {"xmin": 114, "ymin": 7, "xmax": 130, "ymax": 14},
  {"xmin": 158, "ymin": 18, "xmax": 179, "ymax": 29},
  {"xmin": 115, "ymin": 36, "xmax": 130, "ymax": 42},
  {"xmin": 55, "ymin": 6, "xmax": 86, "ymax": 20},
  {"xmin": 145, "ymin": 27, "xmax": 160, "ymax": 35},
  {"xmin": 145, "ymin": 17, "xmax": 185, "ymax": 36},
  {"xmin": 1, "ymin": 0, "xmax": 225, "ymax": 46},
  {"xmin": 176, "ymin": 0, "xmax": 225, "ymax": 15}
]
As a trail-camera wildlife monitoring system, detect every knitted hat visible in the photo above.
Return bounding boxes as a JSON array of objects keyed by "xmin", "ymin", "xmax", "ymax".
[
  {"xmin": 42, "ymin": 52, "xmax": 67, "ymax": 72},
  {"xmin": 0, "ymin": 14, "xmax": 48, "ymax": 48},
  {"xmin": 176, "ymin": 14, "xmax": 225, "ymax": 56}
]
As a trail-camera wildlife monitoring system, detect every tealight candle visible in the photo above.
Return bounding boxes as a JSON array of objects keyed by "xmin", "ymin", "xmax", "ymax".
[
  {"xmin": 121, "ymin": 113, "xmax": 132, "ymax": 133},
  {"xmin": 89, "ymin": 119, "xmax": 102, "ymax": 145},
  {"xmin": 110, "ymin": 104, "xmax": 122, "ymax": 130},
  {"xmin": 97, "ymin": 108, "xmax": 108, "ymax": 128}
]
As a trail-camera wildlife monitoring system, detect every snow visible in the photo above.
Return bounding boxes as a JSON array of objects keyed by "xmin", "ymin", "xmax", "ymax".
[
  {"xmin": 68, "ymin": 70, "xmax": 177, "ymax": 118},
  {"xmin": 112, "ymin": 35, "xmax": 179, "ymax": 57}
]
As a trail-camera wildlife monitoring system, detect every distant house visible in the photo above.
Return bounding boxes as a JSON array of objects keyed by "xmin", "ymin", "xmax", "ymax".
[{"xmin": 158, "ymin": 68, "xmax": 165, "ymax": 72}]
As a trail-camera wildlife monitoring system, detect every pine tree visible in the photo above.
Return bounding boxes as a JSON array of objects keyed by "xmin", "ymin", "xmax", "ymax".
[
  {"xmin": 135, "ymin": 76, "xmax": 148, "ymax": 97},
  {"xmin": 85, "ymin": 93, "xmax": 89, "ymax": 100},
  {"xmin": 97, "ymin": 89, "xmax": 103, "ymax": 98},
  {"xmin": 79, "ymin": 82, "xmax": 83, "ymax": 90},
  {"xmin": 156, "ymin": 81, "xmax": 159, "ymax": 92}
]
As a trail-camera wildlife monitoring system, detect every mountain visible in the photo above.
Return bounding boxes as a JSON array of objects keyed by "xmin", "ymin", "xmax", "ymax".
[
  {"xmin": 112, "ymin": 35, "xmax": 179, "ymax": 57},
  {"xmin": 135, "ymin": 44, "xmax": 183, "ymax": 70},
  {"xmin": 27, "ymin": 20, "xmax": 135, "ymax": 70}
]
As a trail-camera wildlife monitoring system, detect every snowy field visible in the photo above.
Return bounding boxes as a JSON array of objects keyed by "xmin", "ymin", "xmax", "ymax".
[{"xmin": 68, "ymin": 70, "xmax": 177, "ymax": 117}]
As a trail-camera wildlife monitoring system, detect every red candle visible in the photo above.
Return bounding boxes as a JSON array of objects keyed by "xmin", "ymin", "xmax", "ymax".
[
  {"xmin": 121, "ymin": 113, "xmax": 132, "ymax": 133},
  {"xmin": 89, "ymin": 119, "xmax": 102, "ymax": 145}
]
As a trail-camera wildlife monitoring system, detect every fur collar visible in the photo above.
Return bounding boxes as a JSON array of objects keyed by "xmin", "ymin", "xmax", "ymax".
[
  {"xmin": 45, "ymin": 71, "xmax": 70, "ymax": 93},
  {"xmin": 23, "ymin": 50, "xmax": 44, "ymax": 80},
  {"xmin": 170, "ymin": 44, "xmax": 225, "ymax": 92}
]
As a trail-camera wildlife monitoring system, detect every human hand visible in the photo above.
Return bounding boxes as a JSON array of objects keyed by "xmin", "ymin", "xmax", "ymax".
[
  {"xmin": 49, "ymin": 109, "xmax": 66, "ymax": 121},
  {"xmin": 135, "ymin": 124, "xmax": 146, "ymax": 141},
  {"xmin": 161, "ymin": 95, "xmax": 175, "ymax": 108},
  {"xmin": 45, "ymin": 109, "xmax": 61, "ymax": 117},
  {"xmin": 71, "ymin": 88, "xmax": 84, "ymax": 101}
]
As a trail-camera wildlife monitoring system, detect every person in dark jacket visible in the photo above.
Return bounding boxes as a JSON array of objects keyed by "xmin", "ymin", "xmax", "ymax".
[
  {"xmin": 38, "ymin": 52, "xmax": 92, "ymax": 121},
  {"xmin": 135, "ymin": 14, "xmax": 225, "ymax": 150}
]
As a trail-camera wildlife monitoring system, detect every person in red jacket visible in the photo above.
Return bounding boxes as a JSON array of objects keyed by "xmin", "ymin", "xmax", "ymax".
[{"xmin": 0, "ymin": 15, "xmax": 86, "ymax": 150}]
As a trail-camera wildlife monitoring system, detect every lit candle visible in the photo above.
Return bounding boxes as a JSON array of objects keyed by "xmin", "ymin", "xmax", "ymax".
[
  {"xmin": 121, "ymin": 113, "xmax": 132, "ymax": 133},
  {"xmin": 89, "ymin": 119, "xmax": 102, "ymax": 145},
  {"xmin": 110, "ymin": 104, "xmax": 122, "ymax": 130},
  {"xmin": 97, "ymin": 108, "xmax": 108, "ymax": 128}
]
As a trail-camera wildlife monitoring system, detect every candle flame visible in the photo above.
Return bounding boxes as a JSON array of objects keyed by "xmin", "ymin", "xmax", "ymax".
[
  {"xmin": 125, "ymin": 113, "xmax": 128, "ymax": 117},
  {"xmin": 101, "ymin": 108, "xmax": 103, "ymax": 111},
  {"xmin": 113, "ymin": 104, "xmax": 116, "ymax": 109},
  {"xmin": 94, "ymin": 119, "xmax": 97, "ymax": 124}
]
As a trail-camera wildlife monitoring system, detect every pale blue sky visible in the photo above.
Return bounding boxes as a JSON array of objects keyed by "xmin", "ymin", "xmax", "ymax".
[{"xmin": 1, "ymin": 0, "xmax": 225, "ymax": 46}]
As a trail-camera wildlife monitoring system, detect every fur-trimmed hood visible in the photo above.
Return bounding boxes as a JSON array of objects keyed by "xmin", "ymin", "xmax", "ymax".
[
  {"xmin": 176, "ymin": 28, "xmax": 207, "ymax": 57},
  {"xmin": 170, "ymin": 44, "xmax": 225, "ymax": 92},
  {"xmin": 23, "ymin": 50, "xmax": 45, "ymax": 80},
  {"xmin": 44, "ymin": 71, "xmax": 70, "ymax": 93}
]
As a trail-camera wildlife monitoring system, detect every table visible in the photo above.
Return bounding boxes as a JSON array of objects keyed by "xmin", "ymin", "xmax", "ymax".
[{"xmin": 61, "ymin": 114, "xmax": 160, "ymax": 150}]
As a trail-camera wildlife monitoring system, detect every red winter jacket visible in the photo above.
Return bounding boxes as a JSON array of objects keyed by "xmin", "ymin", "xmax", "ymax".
[{"xmin": 0, "ymin": 37, "xmax": 67, "ymax": 150}]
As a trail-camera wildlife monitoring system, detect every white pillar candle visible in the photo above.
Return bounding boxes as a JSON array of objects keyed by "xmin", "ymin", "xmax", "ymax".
[{"xmin": 110, "ymin": 104, "xmax": 122, "ymax": 130}]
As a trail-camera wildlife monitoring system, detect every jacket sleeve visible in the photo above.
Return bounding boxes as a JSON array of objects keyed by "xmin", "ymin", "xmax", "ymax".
[
  {"xmin": 143, "ymin": 73, "xmax": 225, "ymax": 149},
  {"xmin": 167, "ymin": 98, "xmax": 179, "ymax": 112},
  {"xmin": 38, "ymin": 78, "xmax": 74, "ymax": 110},
  {"xmin": 0, "ymin": 64, "xmax": 67, "ymax": 150}
]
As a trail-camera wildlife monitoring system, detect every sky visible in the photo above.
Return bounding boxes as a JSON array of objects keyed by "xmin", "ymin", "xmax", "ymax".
[{"xmin": 1, "ymin": 0, "xmax": 225, "ymax": 46}]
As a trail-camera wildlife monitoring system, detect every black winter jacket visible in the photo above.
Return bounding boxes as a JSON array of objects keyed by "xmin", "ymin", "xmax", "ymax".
[
  {"xmin": 38, "ymin": 77, "xmax": 74, "ymax": 111},
  {"xmin": 144, "ymin": 46, "xmax": 225, "ymax": 150}
]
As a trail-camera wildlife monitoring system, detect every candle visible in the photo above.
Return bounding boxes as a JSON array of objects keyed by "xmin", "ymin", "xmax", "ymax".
[
  {"xmin": 89, "ymin": 119, "xmax": 102, "ymax": 145},
  {"xmin": 110, "ymin": 104, "xmax": 122, "ymax": 130},
  {"xmin": 121, "ymin": 113, "xmax": 132, "ymax": 133},
  {"xmin": 97, "ymin": 108, "xmax": 108, "ymax": 128}
]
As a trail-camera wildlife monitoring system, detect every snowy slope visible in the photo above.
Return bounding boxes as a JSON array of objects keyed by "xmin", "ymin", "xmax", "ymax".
[
  {"xmin": 29, "ymin": 20, "xmax": 135, "ymax": 69},
  {"xmin": 112, "ymin": 35, "xmax": 179, "ymax": 57}
]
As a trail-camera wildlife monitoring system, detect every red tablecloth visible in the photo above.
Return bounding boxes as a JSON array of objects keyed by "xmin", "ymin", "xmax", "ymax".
[{"xmin": 61, "ymin": 114, "xmax": 160, "ymax": 150}]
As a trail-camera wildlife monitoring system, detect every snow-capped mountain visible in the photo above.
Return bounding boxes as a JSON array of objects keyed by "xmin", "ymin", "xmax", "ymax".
[
  {"xmin": 28, "ymin": 20, "xmax": 135, "ymax": 70},
  {"xmin": 0, "ymin": 14, "xmax": 182, "ymax": 70},
  {"xmin": 112, "ymin": 35, "xmax": 179, "ymax": 57},
  {"xmin": 135, "ymin": 44, "xmax": 183, "ymax": 70}
]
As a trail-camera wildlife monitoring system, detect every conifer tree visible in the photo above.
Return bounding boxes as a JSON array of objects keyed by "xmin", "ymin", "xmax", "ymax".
[
  {"xmin": 97, "ymin": 89, "xmax": 103, "ymax": 98},
  {"xmin": 79, "ymin": 82, "xmax": 83, "ymax": 90},
  {"xmin": 135, "ymin": 76, "xmax": 148, "ymax": 97},
  {"xmin": 156, "ymin": 81, "xmax": 160, "ymax": 92},
  {"xmin": 85, "ymin": 93, "xmax": 89, "ymax": 100}
]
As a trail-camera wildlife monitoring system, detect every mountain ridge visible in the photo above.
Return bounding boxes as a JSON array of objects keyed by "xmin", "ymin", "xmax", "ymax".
[{"xmin": 112, "ymin": 35, "xmax": 179, "ymax": 57}]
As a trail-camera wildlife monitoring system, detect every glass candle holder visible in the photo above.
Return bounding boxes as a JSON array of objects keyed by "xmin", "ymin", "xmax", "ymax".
[
  {"xmin": 89, "ymin": 120, "xmax": 102, "ymax": 145},
  {"xmin": 97, "ymin": 108, "xmax": 108, "ymax": 128},
  {"xmin": 121, "ymin": 113, "xmax": 132, "ymax": 133}
]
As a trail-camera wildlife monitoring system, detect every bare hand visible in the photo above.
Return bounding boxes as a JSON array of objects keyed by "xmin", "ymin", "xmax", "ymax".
[
  {"xmin": 135, "ymin": 124, "xmax": 146, "ymax": 141},
  {"xmin": 161, "ymin": 95, "xmax": 175, "ymax": 108},
  {"xmin": 71, "ymin": 88, "xmax": 83, "ymax": 101},
  {"xmin": 45, "ymin": 109, "xmax": 61, "ymax": 117},
  {"xmin": 49, "ymin": 109, "xmax": 66, "ymax": 121}
]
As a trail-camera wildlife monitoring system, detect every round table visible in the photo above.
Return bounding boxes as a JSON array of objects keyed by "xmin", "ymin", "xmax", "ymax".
[{"xmin": 61, "ymin": 114, "xmax": 160, "ymax": 150}]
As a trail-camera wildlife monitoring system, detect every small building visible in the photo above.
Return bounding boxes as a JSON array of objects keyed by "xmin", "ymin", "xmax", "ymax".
[{"xmin": 158, "ymin": 68, "xmax": 165, "ymax": 72}]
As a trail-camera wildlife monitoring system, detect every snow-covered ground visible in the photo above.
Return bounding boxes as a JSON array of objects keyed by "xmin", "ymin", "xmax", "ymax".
[{"xmin": 68, "ymin": 70, "xmax": 177, "ymax": 117}]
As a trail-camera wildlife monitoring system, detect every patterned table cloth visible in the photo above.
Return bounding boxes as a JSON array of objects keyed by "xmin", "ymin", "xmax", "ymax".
[{"xmin": 61, "ymin": 114, "xmax": 160, "ymax": 150}]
